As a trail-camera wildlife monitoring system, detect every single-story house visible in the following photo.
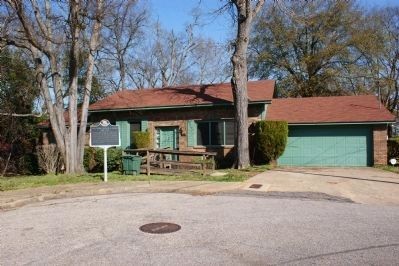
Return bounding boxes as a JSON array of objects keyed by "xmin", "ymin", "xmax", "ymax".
[{"xmin": 88, "ymin": 80, "xmax": 395, "ymax": 166}]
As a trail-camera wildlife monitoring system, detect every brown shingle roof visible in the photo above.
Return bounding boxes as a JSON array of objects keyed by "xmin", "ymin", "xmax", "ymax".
[
  {"xmin": 267, "ymin": 95, "xmax": 395, "ymax": 124},
  {"xmin": 89, "ymin": 80, "xmax": 275, "ymax": 111},
  {"xmin": 37, "ymin": 108, "xmax": 83, "ymax": 128}
]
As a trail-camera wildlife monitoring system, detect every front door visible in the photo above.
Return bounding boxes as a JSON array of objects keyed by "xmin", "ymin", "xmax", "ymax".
[{"xmin": 156, "ymin": 127, "xmax": 179, "ymax": 160}]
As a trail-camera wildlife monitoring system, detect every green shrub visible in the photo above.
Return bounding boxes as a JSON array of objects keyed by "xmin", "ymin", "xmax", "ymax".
[
  {"xmin": 19, "ymin": 153, "xmax": 40, "ymax": 175},
  {"xmin": 254, "ymin": 121, "xmax": 288, "ymax": 164},
  {"xmin": 132, "ymin": 131, "xmax": 151, "ymax": 148},
  {"xmin": 388, "ymin": 138, "xmax": 399, "ymax": 160},
  {"xmin": 83, "ymin": 147, "xmax": 97, "ymax": 172},
  {"xmin": 83, "ymin": 147, "xmax": 122, "ymax": 172}
]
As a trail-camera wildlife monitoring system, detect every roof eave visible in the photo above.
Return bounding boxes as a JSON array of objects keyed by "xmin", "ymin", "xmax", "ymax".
[
  {"xmin": 287, "ymin": 121, "xmax": 395, "ymax": 125},
  {"xmin": 89, "ymin": 100, "xmax": 271, "ymax": 113}
]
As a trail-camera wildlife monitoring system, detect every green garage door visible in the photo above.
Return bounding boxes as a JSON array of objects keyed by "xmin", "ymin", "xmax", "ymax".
[{"xmin": 278, "ymin": 125, "xmax": 372, "ymax": 167}]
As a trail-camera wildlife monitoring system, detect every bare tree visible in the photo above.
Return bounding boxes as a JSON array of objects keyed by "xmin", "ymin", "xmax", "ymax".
[
  {"xmin": 229, "ymin": 0, "xmax": 265, "ymax": 169},
  {"xmin": 127, "ymin": 36, "xmax": 161, "ymax": 89},
  {"xmin": 128, "ymin": 23, "xmax": 230, "ymax": 89},
  {"xmin": 101, "ymin": 0, "xmax": 147, "ymax": 91},
  {"xmin": 367, "ymin": 7, "xmax": 399, "ymax": 112},
  {"xmin": 126, "ymin": 23, "xmax": 196, "ymax": 88},
  {"xmin": 154, "ymin": 23, "xmax": 197, "ymax": 87},
  {"xmin": 1, "ymin": 0, "xmax": 105, "ymax": 173},
  {"xmin": 191, "ymin": 38, "xmax": 231, "ymax": 84}
]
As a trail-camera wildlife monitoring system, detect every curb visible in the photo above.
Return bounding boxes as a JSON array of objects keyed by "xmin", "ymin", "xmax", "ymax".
[{"xmin": 0, "ymin": 182, "xmax": 242, "ymax": 211}]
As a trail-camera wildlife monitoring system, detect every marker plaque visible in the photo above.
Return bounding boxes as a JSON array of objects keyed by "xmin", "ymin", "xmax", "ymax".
[
  {"xmin": 90, "ymin": 124, "xmax": 120, "ymax": 147},
  {"xmin": 90, "ymin": 119, "xmax": 120, "ymax": 182}
]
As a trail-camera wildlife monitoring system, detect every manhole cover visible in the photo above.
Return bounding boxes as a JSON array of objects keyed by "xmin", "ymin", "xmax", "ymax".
[
  {"xmin": 249, "ymin": 184, "xmax": 262, "ymax": 189},
  {"xmin": 139, "ymin": 222, "xmax": 181, "ymax": 234}
]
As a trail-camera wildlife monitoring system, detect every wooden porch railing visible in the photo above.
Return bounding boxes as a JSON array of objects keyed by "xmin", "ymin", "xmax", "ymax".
[{"xmin": 124, "ymin": 149, "xmax": 217, "ymax": 176}]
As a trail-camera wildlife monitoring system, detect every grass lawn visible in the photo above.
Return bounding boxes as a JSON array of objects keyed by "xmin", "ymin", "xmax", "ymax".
[
  {"xmin": 375, "ymin": 165, "xmax": 399, "ymax": 174},
  {"xmin": 0, "ymin": 165, "xmax": 272, "ymax": 191}
]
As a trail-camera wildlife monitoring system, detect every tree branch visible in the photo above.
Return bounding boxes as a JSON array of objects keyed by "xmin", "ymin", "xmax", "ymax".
[
  {"xmin": 253, "ymin": 0, "xmax": 265, "ymax": 16},
  {"xmin": 0, "ymin": 112, "xmax": 45, "ymax": 117}
]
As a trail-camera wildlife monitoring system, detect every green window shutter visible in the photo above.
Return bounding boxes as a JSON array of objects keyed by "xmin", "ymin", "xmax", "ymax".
[
  {"xmin": 260, "ymin": 104, "xmax": 268, "ymax": 120},
  {"xmin": 116, "ymin": 121, "xmax": 130, "ymax": 149},
  {"xmin": 141, "ymin": 119, "xmax": 148, "ymax": 132},
  {"xmin": 187, "ymin": 120, "xmax": 197, "ymax": 147}
]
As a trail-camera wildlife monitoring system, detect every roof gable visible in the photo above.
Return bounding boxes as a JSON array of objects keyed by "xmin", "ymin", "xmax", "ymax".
[
  {"xmin": 267, "ymin": 95, "xmax": 395, "ymax": 124},
  {"xmin": 89, "ymin": 80, "xmax": 275, "ymax": 111}
]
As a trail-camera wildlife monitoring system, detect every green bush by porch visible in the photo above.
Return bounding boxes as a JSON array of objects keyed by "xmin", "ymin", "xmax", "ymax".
[
  {"xmin": 255, "ymin": 121, "xmax": 288, "ymax": 164},
  {"xmin": 131, "ymin": 131, "xmax": 151, "ymax": 149}
]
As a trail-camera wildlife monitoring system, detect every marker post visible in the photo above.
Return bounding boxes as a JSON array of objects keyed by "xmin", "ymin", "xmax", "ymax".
[
  {"xmin": 89, "ymin": 119, "xmax": 120, "ymax": 182},
  {"xmin": 103, "ymin": 147, "xmax": 108, "ymax": 182}
]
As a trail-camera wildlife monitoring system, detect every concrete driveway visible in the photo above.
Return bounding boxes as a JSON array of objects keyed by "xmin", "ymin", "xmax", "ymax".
[{"xmin": 243, "ymin": 167, "xmax": 399, "ymax": 205}]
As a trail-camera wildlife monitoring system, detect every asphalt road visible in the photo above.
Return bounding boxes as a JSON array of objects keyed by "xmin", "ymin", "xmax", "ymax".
[{"xmin": 1, "ymin": 193, "xmax": 399, "ymax": 265}]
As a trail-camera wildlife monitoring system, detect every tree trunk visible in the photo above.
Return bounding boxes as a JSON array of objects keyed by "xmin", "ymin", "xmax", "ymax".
[
  {"xmin": 32, "ymin": 47, "xmax": 67, "ymax": 167},
  {"xmin": 66, "ymin": 0, "xmax": 81, "ymax": 173},
  {"xmin": 120, "ymin": 57, "xmax": 126, "ymax": 90},
  {"xmin": 1, "ymin": 142, "xmax": 13, "ymax": 177},
  {"xmin": 77, "ymin": 0, "xmax": 104, "ymax": 173},
  {"xmin": 231, "ymin": 76, "xmax": 250, "ymax": 169},
  {"xmin": 231, "ymin": 2, "xmax": 252, "ymax": 169},
  {"xmin": 231, "ymin": 0, "xmax": 265, "ymax": 169}
]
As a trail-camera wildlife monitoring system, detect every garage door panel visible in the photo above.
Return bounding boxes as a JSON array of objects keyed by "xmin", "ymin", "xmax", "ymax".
[{"xmin": 278, "ymin": 125, "xmax": 372, "ymax": 167}]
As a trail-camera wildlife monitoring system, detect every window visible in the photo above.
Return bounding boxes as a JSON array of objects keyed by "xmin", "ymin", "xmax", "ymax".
[
  {"xmin": 196, "ymin": 120, "xmax": 235, "ymax": 146},
  {"xmin": 130, "ymin": 122, "xmax": 141, "ymax": 147},
  {"xmin": 197, "ymin": 122, "xmax": 210, "ymax": 145},
  {"xmin": 225, "ymin": 121, "xmax": 235, "ymax": 145},
  {"xmin": 130, "ymin": 122, "xmax": 141, "ymax": 132}
]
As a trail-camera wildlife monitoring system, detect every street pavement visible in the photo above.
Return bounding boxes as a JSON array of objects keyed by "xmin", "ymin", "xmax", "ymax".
[{"xmin": 1, "ymin": 193, "xmax": 399, "ymax": 265}]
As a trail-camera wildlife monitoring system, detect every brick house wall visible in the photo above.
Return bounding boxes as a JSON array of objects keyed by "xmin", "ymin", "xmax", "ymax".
[
  {"xmin": 89, "ymin": 104, "xmax": 266, "ymax": 164},
  {"xmin": 373, "ymin": 124, "xmax": 388, "ymax": 165},
  {"xmin": 41, "ymin": 105, "xmax": 391, "ymax": 166}
]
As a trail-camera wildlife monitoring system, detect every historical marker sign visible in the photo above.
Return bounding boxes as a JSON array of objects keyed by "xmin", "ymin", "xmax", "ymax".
[
  {"xmin": 90, "ymin": 124, "xmax": 120, "ymax": 147},
  {"xmin": 90, "ymin": 119, "xmax": 121, "ymax": 148},
  {"xmin": 90, "ymin": 119, "xmax": 120, "ymax": 182}
]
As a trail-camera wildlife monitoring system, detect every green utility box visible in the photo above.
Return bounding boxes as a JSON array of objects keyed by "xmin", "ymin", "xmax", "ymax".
[{"xmin": 122, "ymin": 155, "xmax": 142, "ymax": 175}]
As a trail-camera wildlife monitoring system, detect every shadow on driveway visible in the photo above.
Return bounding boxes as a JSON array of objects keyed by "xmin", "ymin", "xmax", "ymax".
[
  {"xmin": 279, "ymin": 243, "xmax": 399, "ymax": 265},
  {"xmin": 274, "ymin": 169, "xmax": 399, "ymax": 185}
]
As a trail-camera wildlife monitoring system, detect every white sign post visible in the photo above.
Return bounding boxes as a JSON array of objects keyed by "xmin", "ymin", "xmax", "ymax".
[
  {"xmin": 103, "ymin": 147, "xmax": 109, "ymax": 182},
  {"xmin": 90, "ymin": 119, "xmax": 120, "ymax": 182}
]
